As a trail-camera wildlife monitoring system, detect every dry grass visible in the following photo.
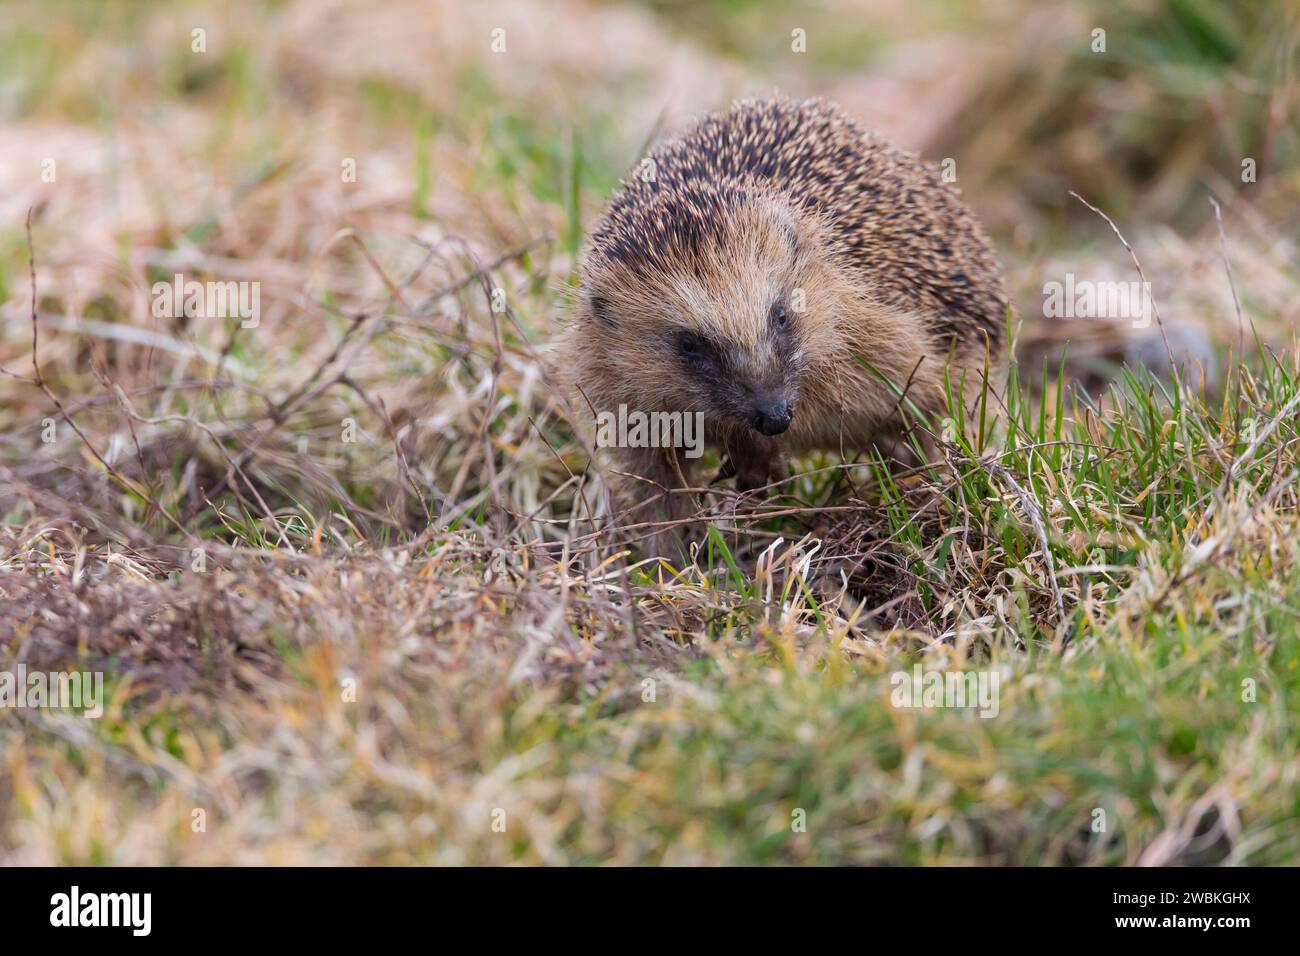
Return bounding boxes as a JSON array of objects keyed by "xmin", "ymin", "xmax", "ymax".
[{"xmin": 1, "ymin": 0, "xmax": 1298, "ymax": 864}]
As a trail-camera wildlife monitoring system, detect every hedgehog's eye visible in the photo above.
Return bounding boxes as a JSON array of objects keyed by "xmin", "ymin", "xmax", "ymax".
[
  {"xmin": 770, "ymin": 302, "xmax": 791, "ymax": 330},
  {"xmin": 676, "ymin": 331, "xmax": 705, "ymax": 359}
]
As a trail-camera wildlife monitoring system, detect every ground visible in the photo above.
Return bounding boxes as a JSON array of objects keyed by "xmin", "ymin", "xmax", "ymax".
[{"xmin": 1, "ymin": 0, "xmax": 1298, "ymax": 864}]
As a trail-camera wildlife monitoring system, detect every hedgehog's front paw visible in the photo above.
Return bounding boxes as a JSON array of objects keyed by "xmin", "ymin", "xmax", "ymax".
[
  {"xmin": 724, "ymin": 438, "xmax": 787, "ymax": 497},
  {"xmin": 735, "ymin": 461, "xmax": 779, "ymax": 495}
]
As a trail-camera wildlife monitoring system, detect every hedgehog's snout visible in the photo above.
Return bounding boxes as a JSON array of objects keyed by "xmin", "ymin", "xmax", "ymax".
[{"xmin": 750, "ymin": 393, "xmax": 794, "ymax": 436}]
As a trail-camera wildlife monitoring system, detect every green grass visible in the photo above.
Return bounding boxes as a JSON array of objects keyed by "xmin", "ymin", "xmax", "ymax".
[
  {"xmin": 22, "ymin": 335, "xmax": 1298, "ymax": 866},
  {"xmin": 2, "ymin": 0, "xmax": 1298, "ymax": 866}
]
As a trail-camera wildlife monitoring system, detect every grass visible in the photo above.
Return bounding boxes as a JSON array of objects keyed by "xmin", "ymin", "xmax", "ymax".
[
  {"xmin": 5, "ymin": 318, "xmax": 1297, "ymax": 864},
  {"xmin": 1, "ymin": 0, "xmax": 1298, "ymax": 865}
]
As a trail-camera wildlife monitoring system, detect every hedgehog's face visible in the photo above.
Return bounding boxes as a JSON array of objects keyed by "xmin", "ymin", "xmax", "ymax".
[
  {"xmin": 579, "ymin": 192, "xmax": 829, "ymax": 440},
  {"xmin": 658, "ymin": 289, "xmax": 804, "ymax": 438}
]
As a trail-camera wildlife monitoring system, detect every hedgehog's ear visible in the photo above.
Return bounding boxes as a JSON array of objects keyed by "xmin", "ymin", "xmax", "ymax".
[{"xmin": 589, "ymin": 294, "xmax": 615, "ymax": 329}]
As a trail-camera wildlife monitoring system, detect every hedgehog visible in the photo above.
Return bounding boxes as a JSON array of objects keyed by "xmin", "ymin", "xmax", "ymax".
[{"xmin": 559, "ymin": 96, "xmax": 1008, "ymax": 556}]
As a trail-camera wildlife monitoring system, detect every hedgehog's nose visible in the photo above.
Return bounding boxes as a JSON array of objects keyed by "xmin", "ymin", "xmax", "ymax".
[{"xmin": 751, "ymin": 396, "xmax": 793, "ymax": 436}]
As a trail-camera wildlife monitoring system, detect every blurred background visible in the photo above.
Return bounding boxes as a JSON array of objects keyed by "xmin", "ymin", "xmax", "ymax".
[
  {"xmin": 2, "ymin": 0, "xmax": 1297, "ymax": 352},
  {"xmin": 1, "ymin": 0, "xmax": 1298, "ymax": 867}
]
